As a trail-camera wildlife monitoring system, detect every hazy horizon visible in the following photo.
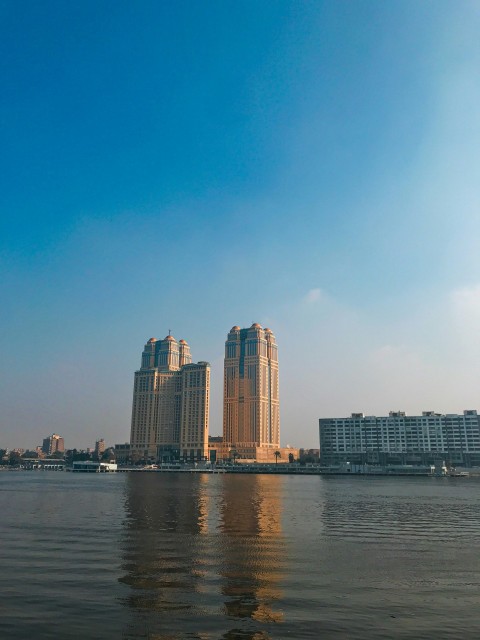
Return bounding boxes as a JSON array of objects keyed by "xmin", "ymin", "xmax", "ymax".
[{"xmin": 1, "ymin": 1, "xmax": 480, "ymax": 450}]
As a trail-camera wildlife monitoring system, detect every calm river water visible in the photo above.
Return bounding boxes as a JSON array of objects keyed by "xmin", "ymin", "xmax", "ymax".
[{"xmin": 1, "ymin": 472, "xmax": 480, "ymax": 639}]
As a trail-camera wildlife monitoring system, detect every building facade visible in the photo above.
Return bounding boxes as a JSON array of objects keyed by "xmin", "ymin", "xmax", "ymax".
[
  {"xmin": 114, "ymin": 443, "xmax": 131, "ymax": 464},
  {"xmin": 223, "ymin": 324, "xmax": 280, "ymax": 460},
  {"xmin": 319, "ymin": 410, "xmax": 480, "ymax": 467},
  {"xmin": 95, "ymin": 438, "xmax": 105, "ymax": 458},
  {"xmin": 207, "ymin": 436, "xmax": 297, "ymax": 464},
  {"xmin": 130, "ymin": 334, "xmax": 210, "ymax": 461},
  {"xmin": 42, "ymin": 434, "xmax": 65, "ymax": 455}
]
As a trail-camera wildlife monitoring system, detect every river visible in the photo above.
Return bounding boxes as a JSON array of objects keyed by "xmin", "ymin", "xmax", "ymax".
[{"xmin": 1, "ymin": 472, "xmax": 479, "ymax": 639}]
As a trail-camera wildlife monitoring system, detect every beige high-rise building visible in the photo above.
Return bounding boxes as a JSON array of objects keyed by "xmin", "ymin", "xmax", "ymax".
[
  {"xmin": 95, "ymin": 438, "xmax": 105, "ymax": 458},
  {"xmin": 223, "ymin": 324, "xmax": 280, "ymax": 459},
  {"xmin": 130, "ymin": 334, "xmax": 210, "ymax": 461},
  {"xmin": 42, "ymin": 434, "xmax": 65, "ymax": 455}
]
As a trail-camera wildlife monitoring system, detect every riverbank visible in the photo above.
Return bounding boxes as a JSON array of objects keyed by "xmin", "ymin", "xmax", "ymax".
[{"xmin": 4, "ymin": 463, "xmax": 480, "ymax": 476}]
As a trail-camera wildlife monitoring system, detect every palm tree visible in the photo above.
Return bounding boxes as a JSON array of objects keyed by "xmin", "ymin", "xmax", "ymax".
[
  {"xmin": 229, "ymin": 449, "xmax": 239, "ymax": 464},
  {"xmin": 274, "ymin": 450, "xmax": 281, "ymax": 465}
]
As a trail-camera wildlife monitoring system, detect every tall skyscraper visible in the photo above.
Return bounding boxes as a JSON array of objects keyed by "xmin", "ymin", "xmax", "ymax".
[
  {"xmin": 223, "ymin": 324, "xmax": 280, "ymax": 459},
  {"xmin": 130, "ymin": 334, "xmax": 210, "ymax": 461}
]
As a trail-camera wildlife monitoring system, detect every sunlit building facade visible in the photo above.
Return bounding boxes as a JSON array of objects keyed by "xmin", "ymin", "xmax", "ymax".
[
  {"xmin": 223, "ymin": 324, "xmax": 280, "ymax": 460},
  {"xmin": 319, "ymin": 410, "xmax": 480, "ymax": 466},
  {"xmin": 130, "ymin": 334, "xmax": 210, "ymax": 461},
  {"xmin": 94, "ymin": 438, "xmax": 105, "ymax": 458}
]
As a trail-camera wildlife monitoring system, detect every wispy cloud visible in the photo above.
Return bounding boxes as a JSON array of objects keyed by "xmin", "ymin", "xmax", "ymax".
[{"xmin": 303, "ymin": 288, "xmax": 323, "ymax": 304}]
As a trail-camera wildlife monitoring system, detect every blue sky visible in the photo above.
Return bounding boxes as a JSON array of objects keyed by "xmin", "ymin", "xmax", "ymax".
[{"xmin": 1, "ymin": 1, "xmax": 480, "ymax": 449}]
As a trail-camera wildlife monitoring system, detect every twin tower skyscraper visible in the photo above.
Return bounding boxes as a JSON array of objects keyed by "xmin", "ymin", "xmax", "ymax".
[{"xmin": 129, "ymin": 324, "xmax": 280, "ymax": 461}]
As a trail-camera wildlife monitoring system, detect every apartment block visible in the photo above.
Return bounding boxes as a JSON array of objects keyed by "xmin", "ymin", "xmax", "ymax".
[
  {"xmin": 42, "ymin": 434, "xmax": 65, "ymax": 456},
  {"xmin": 319, "ymin": 410, "xmax": 480, "ymax": 466}
]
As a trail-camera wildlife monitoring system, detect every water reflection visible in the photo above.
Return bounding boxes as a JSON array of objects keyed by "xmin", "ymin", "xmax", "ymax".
[
  {"xmin": 120, "ymin": 473, "xmax": 211, "ymax": 638},
  {"xmin": 5, "ymin": 474, "xmax": 480, "ymax": 639},
  {"xmin": 219, "ymin": 474, "xmax": 285, "ymax": 633},
  {"xmin": 119, "ymin": 473, "xmax": 286, "ymax": 639}
]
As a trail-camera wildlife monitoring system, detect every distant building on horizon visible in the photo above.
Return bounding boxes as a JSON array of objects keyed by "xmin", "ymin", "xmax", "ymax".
[
  {"xmin": 319, "ymin": 410, "xmax": 480, "ymax": 467},
  {"xmin": 222, "ymin": 323, "xmax": 280, "ymax": 461},
  {"xmin": 42, "ymin": 434, "xmax": 65, "ymax": 456},
  {"xmin": 95, "ymin": 438, "xmax": 105, "ymax": 458},
  {"xmin": 129, "ymin": 334, "xmax": 210, "ymax": 461}
]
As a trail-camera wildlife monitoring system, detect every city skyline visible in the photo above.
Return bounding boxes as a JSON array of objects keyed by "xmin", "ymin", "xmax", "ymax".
[{"xmin": 1, "ymin": 2, "xmax": 480, "ymax": 449}]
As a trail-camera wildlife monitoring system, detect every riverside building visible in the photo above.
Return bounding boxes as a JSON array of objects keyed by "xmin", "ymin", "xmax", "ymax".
[
  {"xmin": 42, "ymin": 434, "xmax": 65, "ymax": 456},
  {"xmin": 319, "ymin": 410, "xmax": 480, "ymax": 467},
  {"xmin": 94, "ymin": 438, "xmax": 105, "ymax": 458},
  {"xmin": 222, "ymin": 324, "xmax": 280, "ymax": 461},
  {"xmin": 129, "ymin": 334, "xmax": 210, "ymax": 462}
]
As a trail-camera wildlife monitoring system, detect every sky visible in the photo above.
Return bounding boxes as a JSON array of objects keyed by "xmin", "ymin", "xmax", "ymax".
[{"xmin": 1, "ymin": 0, "xmax": 480, "ymax": 450}]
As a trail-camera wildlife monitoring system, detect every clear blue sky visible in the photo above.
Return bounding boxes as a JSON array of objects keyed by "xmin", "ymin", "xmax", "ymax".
[{"xmin": 1, "ymin": 1, "xmax": 480, "ymax": 449}]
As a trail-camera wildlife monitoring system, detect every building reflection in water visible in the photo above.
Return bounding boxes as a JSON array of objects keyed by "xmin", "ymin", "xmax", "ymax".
[
  {"xmin": 120, "ymin": 473, "xmax": 210, "ymax": 638},
  {"xmin": 219, "ymin": 474, "xmax": 286, "ymax": 639},
  {"xmin": 119, "ymin": 473, "xmax": 286, "ymax": 640}
]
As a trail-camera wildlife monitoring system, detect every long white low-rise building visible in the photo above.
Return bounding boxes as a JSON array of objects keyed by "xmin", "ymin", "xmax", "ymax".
[
  {"xmin": 319, "ymin": 410, "xmax": 480, "ymax": 467},
  {"xmin": 71, "ymin": 461, "xmax": 118, "ymax": 472}
]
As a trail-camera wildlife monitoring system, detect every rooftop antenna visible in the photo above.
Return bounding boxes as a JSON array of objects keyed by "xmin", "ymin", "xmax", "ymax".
[{"xmin": 168, "ymin": 328, "xmax": 171, "ymax": 336}]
